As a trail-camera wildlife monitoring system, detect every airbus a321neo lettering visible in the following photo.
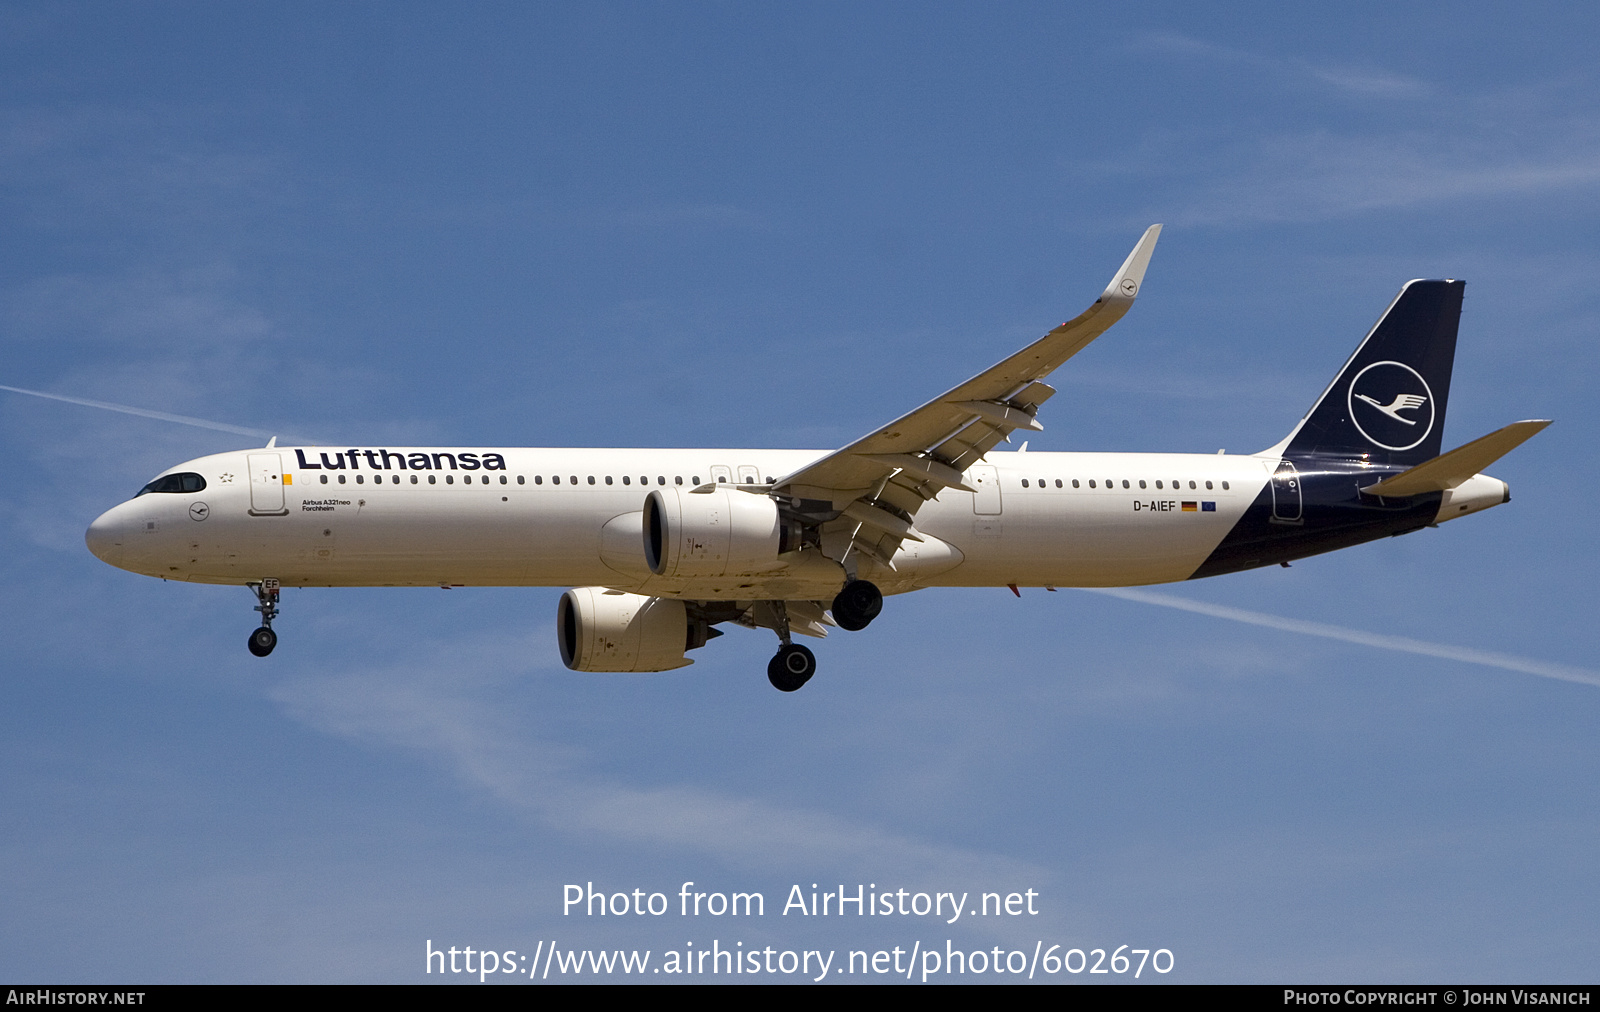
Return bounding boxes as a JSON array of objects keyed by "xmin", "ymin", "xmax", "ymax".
[{"xmin": 86, "ymin": 226, "xmax": 1549, "ymax": 691}]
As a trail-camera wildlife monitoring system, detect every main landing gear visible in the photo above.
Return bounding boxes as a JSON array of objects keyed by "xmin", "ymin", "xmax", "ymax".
[
  {"xmin": 764, "ymin": 600, "xmax": 817, "ymax": 692},
  {"xmin": 762, "ymin": 580, "xmax": 883, "ymax": 692},
  {"xmin": 768, "ymin": 643, "xmax": 816, "ymax": 693},
  {"xmin": 830, "ymin": 579, "xmax": 882, "ymax": 632},
  {"xmin": 247, "ymin": 579, "xmax": 280, "ymax": 657}
]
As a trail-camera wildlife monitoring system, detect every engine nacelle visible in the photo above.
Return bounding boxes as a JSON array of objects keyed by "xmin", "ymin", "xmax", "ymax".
[
  {"xmin": 643, "ymin": 486, "xmax": 789, "ymax": 578},
  {"xmin": 557, "ymin": 587, "xmax": 695, "ymax": 672}
]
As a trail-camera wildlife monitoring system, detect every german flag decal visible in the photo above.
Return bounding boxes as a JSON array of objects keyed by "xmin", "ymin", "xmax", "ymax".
[{"xmin": 1181, "ymin": 501, "xmax": 1197, "ymax": 511}]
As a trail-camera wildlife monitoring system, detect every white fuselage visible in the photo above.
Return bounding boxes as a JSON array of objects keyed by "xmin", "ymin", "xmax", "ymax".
[{"xmin": 87, "ymin": 445, "xmax": 1292, "ymax": 597}]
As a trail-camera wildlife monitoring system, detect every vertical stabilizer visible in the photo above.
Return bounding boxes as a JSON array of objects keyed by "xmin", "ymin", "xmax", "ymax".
[{"xmin": 1276, "ymin": 280, "xmax": 1464, "ymax": 466}]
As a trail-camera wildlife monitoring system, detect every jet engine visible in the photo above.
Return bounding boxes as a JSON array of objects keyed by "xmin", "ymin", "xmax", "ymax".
[
  {"xmin": 642, "ymin": 487, "xmax": 796, "ymax": 578},
  {"xmin": 557, "ymin": 587, "xmax": 703, "ymax": 672}
]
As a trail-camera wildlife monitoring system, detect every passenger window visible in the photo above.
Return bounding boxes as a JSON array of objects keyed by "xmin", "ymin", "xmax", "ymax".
[
  {"xmin": 675, "ymin": 476, "xmax": 683, "ymax": 485},
  {"xmin": 1055, "ymin": 479, "xmax": 1062, "ymax": 488},
  {"xmin": 1088, "ymin": 480, "xmax": 1096, "ymax": 488},
  {"xmin": 1156, "ymin": 480, "xmax": 1163, "ymax": 489},
  {"xmin": 1189, "ymin": 480, "xmax": 1197, "ymax": 490},
  {"xmin": 694, "ymin": 476, "xmax": 701, "ymax": 485},
  {"xmin": 622, "ymin": 475, "xmax": 630, "ymax": 485},
  {"xmin": 320, "ymin": 474, "xmax": 329, "ymax": 485},
  {"xmin": 1072, "ymin": 479, "xmax": 1079, "ymax": 488},
  {"xmin": 501, "ymin": 475, "xmax": 508, "ymax": 484},
  {"xmin": 1122, "ymin": 480, "xmax": 1130, "ymax": 489},
  {"xmin": 429, "ymin": 475, "xmax": 437, "ymax": 484},
  {"xmin": 1205, "ymin": 480, "xmax": 1213, "ymax": 490},
  {"xmin": 446, "ymin": 475, "xmax": 454, "ymax": 485},
  {"xmin": 356, "ymin": 474, "xmax": 364, "ymax": 484},
  {"xmin": 1021, "ymin": 479, "xmax": 1029, "ymax": 488},
  {"xmin": 535, "ymin": 475, "xmax": 544, "ymax": 485},
  {"xmin": 1222, "ymin": 481, "xmax": 1230, "ymax": 490},
  {"xmin": 605, "ymin": 476, "xmax": 613, "ymax": 485},
  {"xmin": 552, "ymin": 476, "xmax": 560, "ymax": 484},
  {"xmin": 411, "ymin": 475, "xmax": 419, "ymax": 484},
  {"xmin": 516, "ymin": 475, "xmax": 524, "ymax": 485},
  {"xmin": 587, "ymin": 476, "xmax": 595, "ymax": 485},
  {"xmin": 338, "ymin": 474, "xmax": 346, "ymax": 484},
  {"xmin": 658, "ymin": 476, "xmax": 665, "ymax": 485},
  {"xmin": 1139, "ymin": 479, "xmax": 1147, "ymax": 489}
]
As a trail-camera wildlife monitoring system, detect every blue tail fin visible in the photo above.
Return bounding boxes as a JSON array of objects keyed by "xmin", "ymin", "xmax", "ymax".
[{"xmin": 1280, "ymin": 279, "xmax": 1463, "ymax": 466}]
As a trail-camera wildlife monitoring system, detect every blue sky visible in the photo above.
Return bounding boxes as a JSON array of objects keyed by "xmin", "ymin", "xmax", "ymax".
[{"xmin": 3, "ymin": 2, "xmax": 1598, "ymax": 983}]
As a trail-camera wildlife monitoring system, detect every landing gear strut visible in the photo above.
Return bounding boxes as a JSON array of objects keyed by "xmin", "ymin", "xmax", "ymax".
[
  {"xmin": 247, "ymin": 579, "xmax": 280, "ymax": 657},
  {"xmin": 764, "ymin": 600, "xmax": 817, "ymax": 692},
  {"xmin": 831, "ymin": 579, "xmax": 882, "ymax": 631}
]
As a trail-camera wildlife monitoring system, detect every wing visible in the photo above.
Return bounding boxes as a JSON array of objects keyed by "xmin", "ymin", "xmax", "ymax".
[{"xmin": 770, "ymin": 225, "xmax": 1162, "ymax": 571}]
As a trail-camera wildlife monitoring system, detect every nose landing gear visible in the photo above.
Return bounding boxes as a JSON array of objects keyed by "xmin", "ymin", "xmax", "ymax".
[
  {"xmin": 248, "ymin": 625, "xmax": 278, "ymax": 657},
  {"xmin": 247, "ymin": 579, "xmax": 280, "ymax": 657}
]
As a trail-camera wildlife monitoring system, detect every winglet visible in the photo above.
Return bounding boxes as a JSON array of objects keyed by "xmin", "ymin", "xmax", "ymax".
[
  {"xmin": 1101, "ymin": 224, "xmax": 1162, "ymax": 304},
  {"xmin": 266, "ymin": 435, "xmax": 278, "ymax": 448}
]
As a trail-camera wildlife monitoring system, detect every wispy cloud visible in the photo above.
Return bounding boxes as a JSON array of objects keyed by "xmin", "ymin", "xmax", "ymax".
[
  {"xmin": 1139, "ymin": 32, "xmax": 1433, "ymax": 100},
  {"xmin": 269, "ymin": 635, "xmax": 1045, "ymax": 886},
  {"xmin": 1085, "ymin": 587, "xmax": 1600, "ymax": 689},
  {"xmin": 0, "ymin": 104, "xmax": 285, "ymax": 243},
  {"xmin": 1114, "ymin": 35, "xmax": 1600, "ymax": 225},
  {"xmin": 2, "ymin": 267, "xmax": 274, "ymax": 349},
  {"xmin": 1164, "ymin": 129, "xmax": 1600, "ymax": 226}
]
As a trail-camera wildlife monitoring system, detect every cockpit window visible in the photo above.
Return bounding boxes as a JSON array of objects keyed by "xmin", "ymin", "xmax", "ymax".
[{"xmin": 135, "ymin": 472, "xmax": 207, "ymax": 496}]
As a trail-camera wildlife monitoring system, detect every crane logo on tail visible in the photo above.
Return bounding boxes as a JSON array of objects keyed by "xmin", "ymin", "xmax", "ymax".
[
  {"xmin": 1354, "ymin": 392, "xmax": 1428, "ymax": 424},
  {"xmin": 1347, "ymin": 360, "xmax": 1434, "ymax": 451}
]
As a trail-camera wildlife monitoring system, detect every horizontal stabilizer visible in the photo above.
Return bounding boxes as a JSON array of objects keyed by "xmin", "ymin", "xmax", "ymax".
[{"xmin": 1362, "ymin": 420, "xmax": 1551, "ymax": 497}]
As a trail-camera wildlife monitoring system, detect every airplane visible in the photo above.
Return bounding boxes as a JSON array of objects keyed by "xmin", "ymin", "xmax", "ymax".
[{"xmin": 84, "ymin": 225, "xmax": 1549, "ymax": 691}]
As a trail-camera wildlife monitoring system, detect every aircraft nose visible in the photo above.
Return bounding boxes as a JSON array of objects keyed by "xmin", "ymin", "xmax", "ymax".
[{"xmin": 85, "ymin": 508, "xmax": 128, "ymax": 567}]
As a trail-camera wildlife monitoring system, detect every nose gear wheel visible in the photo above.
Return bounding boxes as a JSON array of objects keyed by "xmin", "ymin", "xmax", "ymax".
[{"xmin": 246, "ymin": 579, "xmax": 281, "ymax": 657}]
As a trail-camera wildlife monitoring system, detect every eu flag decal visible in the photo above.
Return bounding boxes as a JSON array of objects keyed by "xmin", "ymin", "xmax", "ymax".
[{"xmin": 1201, "ymin": 501, "xmax": 1216, "ymax": 512}]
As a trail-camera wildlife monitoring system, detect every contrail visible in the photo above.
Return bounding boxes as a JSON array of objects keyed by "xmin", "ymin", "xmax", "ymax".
[
  {"xmin": 0, "ymin": 384, "xmax": 301, "ymax": 442},
  {"xmin": 1082, "ymin": 586, "xmax": 1600, "ymax": 689}
]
